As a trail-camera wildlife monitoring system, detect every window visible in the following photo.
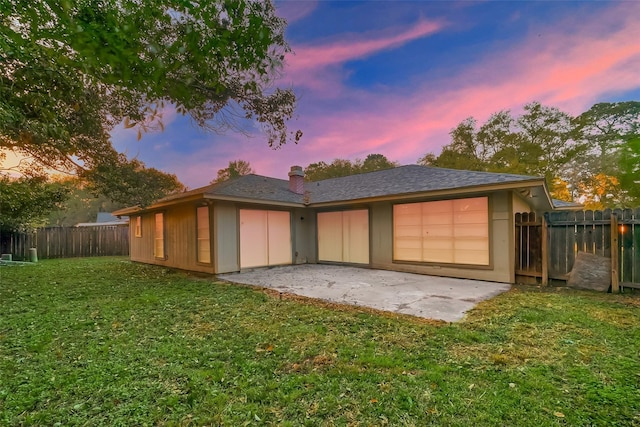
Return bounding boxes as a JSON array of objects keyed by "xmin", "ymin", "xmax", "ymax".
[
  {"xmin": 393, "ymin": 197, "xmax": 489, "ymax": 265},
  {"xmin": 134, "ymin": 216, "xmax": 142, "ymax": 237},
  {"xmin": 196, "ymin": 206, "xmax": 211, "ymax": 264},
  {"xmin": 154, "ymin": 213, "xmax": 165, "ymax": 259}
]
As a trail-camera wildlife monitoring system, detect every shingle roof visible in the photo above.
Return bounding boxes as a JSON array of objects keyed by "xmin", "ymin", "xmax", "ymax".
[
  {"xmin": 306, "ymin": 165, "xmax": 541, "ymax": 203},
  {"xmin": 119, "ymin": 164, "xmax": 546, "ymax": 214},
  {"xmin": 205, "ymin": 174, "xmax": 304, "ymax": 204},
  {"xmin": 552, "ymin": 198, "xmax": 583, "ymax": 209}
]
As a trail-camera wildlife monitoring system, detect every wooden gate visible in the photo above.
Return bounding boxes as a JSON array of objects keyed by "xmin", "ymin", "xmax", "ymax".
[{"xmin": 515, "ymin": 208, "xmax": 640, "ymax": 291}]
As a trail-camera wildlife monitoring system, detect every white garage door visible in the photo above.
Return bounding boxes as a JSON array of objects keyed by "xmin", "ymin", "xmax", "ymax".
[
  {"xmin": 240, "ymin": 210, "xmax": 292, "ymax": 268},
  {"xmin": 317, "ymin": 210, "xmax": 369, "ymax": 264}
]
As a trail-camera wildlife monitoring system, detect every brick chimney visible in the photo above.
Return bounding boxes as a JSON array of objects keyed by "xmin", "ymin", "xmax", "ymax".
[{"xmin": 288, "ymin": 165, "xmax": 305, "ymax": 194}]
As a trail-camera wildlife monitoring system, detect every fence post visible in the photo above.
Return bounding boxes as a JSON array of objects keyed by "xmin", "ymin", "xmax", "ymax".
[
  {"xmin": 611, "ymin": 213, "xmax": 620, "ymax": 293},
  {"xmin": 542, "ymin": 214, "xmax": 548, "ymax": 286}
]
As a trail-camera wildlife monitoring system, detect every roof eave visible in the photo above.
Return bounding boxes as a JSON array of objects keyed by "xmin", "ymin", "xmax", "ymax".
[
  {"xmin": 308, "ymin": 179, "xmax": 549, "ymax": 208},
  {"xmin": 203, "ymin": 194, "xmax": 305, "ymax": 208}
]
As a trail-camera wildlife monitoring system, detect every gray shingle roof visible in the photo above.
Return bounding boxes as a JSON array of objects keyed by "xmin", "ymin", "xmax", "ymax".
[
  {"xmin": 307, "ymin": 165, "xmax": 541, "ymax": 204},
  {"xmin": 143, "ymin": 164, "xmax": 544, "ymax": 209},
  {"xmin": 552, "ymin": 198, "xmax": 583, "ymax": 209},
  {"xmin": 205, "ymin": 174, "xmax": 304, "ymax": 204}
]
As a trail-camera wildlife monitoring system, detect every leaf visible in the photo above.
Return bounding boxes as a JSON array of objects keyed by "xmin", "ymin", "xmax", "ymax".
[
  {"xmin": 123, "ymin": 117, "xmax": 137, "ymax": 129},
  {"xmin": 468, "ymin": 383, "xmax": 475, "ymax": 390},
  {"xmin": 554, "ymin": 411, "xmax": 565, "ymax": 418},
  {"xmin": 369, "ymin": 398, "xmax": 378, "ymax": 403}
]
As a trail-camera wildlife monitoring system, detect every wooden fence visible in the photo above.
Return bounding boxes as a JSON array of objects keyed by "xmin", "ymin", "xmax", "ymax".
[
  {"xmin": 1, "ymin": 226, "xmax": 129, "ymax": 260},
  {"xmin": 516, "ymin": 208, "xmax": 640, "ymax": 291}
]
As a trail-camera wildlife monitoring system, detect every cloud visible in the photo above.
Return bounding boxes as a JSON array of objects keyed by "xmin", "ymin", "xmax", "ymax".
[
  {"xmin": 276, "ymin": 1, "xmax": 318, "ymax": 24},
  {"xmin": 283, "ymin": 19, "xmax": 445, "ymax": 93},
  {"xmin": 273, "ymin": 2, "xmax": 640, "ymax": 170},
  {"xmin": 108, "ymin": 2, "xmax": 640, "ymax": 189}
]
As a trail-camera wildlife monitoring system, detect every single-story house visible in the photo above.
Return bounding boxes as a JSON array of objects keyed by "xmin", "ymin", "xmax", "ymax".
[{"xmin": 113, "ymin": 164, "xmax": 566, "ymax": 283}]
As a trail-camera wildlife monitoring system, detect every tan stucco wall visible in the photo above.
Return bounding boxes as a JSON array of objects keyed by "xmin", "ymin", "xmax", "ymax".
[{"xmin": 368, "ymin": 191, "xmax": 516, "ymax": 283}]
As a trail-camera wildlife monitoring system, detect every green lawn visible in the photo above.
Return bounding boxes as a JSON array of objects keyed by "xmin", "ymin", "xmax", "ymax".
[{"xmin": 1, "ymin": 257, "xmax": 639, "ymax": 426}]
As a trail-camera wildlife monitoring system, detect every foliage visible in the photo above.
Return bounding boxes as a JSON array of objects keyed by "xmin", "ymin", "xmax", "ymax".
[
  {"xmin": 419, "ymin": 101, "xmax": 640, "ymax": 208},
  {"xmin": 0, "ymin": 174, "xmax": 69, "ymax": 231},
  {"xmin": 80, "ymin": 156, "xmax": 185, "ymax": 207},
  {"xmin": 304, "ymin": 153, "xmax": 398, "ymax": 181},
  {"xmin": 45, "ymin": 177, "xmax": 126, "ymax": 226},
  {"xmin": 211, "ymin": 159, "xmax": 255, "ymax": 184},
  {"xmin": 0, "ymin": 0, "xmax": 299, "ymax": 196},
  {"xmin": 619, "ymin": 136, "xmax": 640, "ymax": 204},
  {"xmin": 1, "ymin": 257, "xmax": 639, "ymax": 426}
]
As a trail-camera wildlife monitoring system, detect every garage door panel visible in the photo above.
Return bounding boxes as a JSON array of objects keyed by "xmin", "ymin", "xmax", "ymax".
[
  {"xmin": 240, "ymin": 210, "xmax": 268, "ymax": 268},
  {"xmin": 267, "ymin": 211, "xmax": 292, "ymax": 265},
  {"xmin": 344, "ymin": 210, "xmax": 369, "ymax": 264},
  {"xmin": 318, "ymin": 211, "xmax": 343, "ymax": 262},
  {"xmin": 240, "ymin": 210, "xmax": 291, "ymax": 268},
  {"xmin": 318, "ymin": 210, "xmax": 369, "ymax": 264}
]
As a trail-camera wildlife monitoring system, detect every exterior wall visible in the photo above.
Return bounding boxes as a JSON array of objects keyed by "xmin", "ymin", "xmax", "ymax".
[
  {"xmin": 292, "ymin": 208, "xmax": 316, "ymax": 264},
  {"xmin": 369, "ymin": 191, "xmax": 516, "ymax": 283},
  {"xmin": 129, "ymin": 189, "xmax": 532, "ymax": 283},
  {"xmin": 512, "ymin": 192, "xmax": 532, "ymax": 214},
  {"xmin": 129, "ymin": 203, "xmax": 215, "ymax": 274},
  {"xmin": 213, "ymin": 202, "xmax": 239, "ymax": 274}
]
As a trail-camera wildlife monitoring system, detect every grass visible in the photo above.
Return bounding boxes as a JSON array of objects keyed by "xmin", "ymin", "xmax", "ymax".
[{"xmin": 1, "ymin": 257, "xmax": 639, "ymax": 426}]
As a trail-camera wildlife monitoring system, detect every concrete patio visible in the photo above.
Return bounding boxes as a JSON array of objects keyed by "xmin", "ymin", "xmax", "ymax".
[{"xmin": 218, "ymin": 264, "xmax": 511, "ymax": 322}]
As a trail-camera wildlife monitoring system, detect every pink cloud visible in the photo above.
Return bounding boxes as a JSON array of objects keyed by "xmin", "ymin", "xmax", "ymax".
[
  {"xmin": 276, "ymin": 1, "xmax": 318, "ymax": 24},
  {"xmin": 113, "ymin": 3, "xmax": 640, "ymax": 188},
  {"xmin": 268, "ymin": 2, "xmax": 640, "ymax": 172},
  {"xmin": 283, "ymin": 19, "xmax": 445, "ymax": 93}
]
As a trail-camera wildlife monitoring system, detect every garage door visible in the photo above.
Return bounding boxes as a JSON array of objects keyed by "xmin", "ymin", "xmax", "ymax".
[
  {"xmin": 317, "ymin": 210, "xmax": 369, "ymax": 264},
  {"xmin": 239, "ymin": 210, "xmax": 292, "ymax": 268}
]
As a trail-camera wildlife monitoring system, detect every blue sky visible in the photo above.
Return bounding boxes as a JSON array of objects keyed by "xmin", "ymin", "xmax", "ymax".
[{"xmin": 110, "ymin": 1, "xmax": 640, "ymax": 189}]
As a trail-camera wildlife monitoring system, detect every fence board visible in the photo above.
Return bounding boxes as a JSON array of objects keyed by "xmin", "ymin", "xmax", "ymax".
[
  {"xmin": 1, "ymin": 226, "xmax": 129, "ymax": 260},
  {"xmin": 516, "ymin": 208, "xmax": 640, "ymax": 288}
]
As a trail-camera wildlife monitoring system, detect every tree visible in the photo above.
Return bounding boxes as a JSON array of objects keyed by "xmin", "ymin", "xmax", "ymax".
[
  {"xmin": 46, "ymin": 177, "xmax": 127, "ymax": 227},
  {"xmin": 0, "ymin": 174, "xmax": 69, "ymax": 232},
  {"xmin": 81, "ymin": 155, "xmax": 185, "ymax": 207},
  {"xmin": 304, "ymin": 154, "xmax": 398, "ymax": 182},
  {"xmin": 574, "ymin": 101, "xmax": 640, "ymax": 166},
  {"xmin": 1, "ymin": 0, "xmax": 300, "ymax": 202},
  {"xmin": 619, "ymin": 136, "xmax": 640, "ymax": 204},
  {"xmin": 360, "ymin": 153, "xmax": 398, "ymax": 173},
  {"xmin": 212, "ymin": 160, "xmax": 255, "ymax": 184},
  {"xmin": 417, "ymin": 101, "xmax": 640, "ymax": 207}
]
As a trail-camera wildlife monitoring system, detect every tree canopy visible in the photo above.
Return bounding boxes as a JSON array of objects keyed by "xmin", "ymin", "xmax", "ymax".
[
  {"xmin": 0, "ymin": 174, "xmax": 69, "ymax": 232},
  {"xmin": 211, "ymin": 159, "xmax": 255, "ymax": 184},
  {"xmin": 419, "ymin": 101, "xmax": 640, "ymax": 208},
  {"xmin": 304, "ymin": 154, "xmax": 399, "ymax": 182},
  {"xmin": 0, "ymin": 0, "xmax": 299, "ymax": 207}
]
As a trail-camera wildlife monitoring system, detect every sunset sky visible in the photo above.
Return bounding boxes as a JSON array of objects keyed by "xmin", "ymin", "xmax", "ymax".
[{"xmin": 110, "ymin": 0, "xmax": 640, "ymax": 189}]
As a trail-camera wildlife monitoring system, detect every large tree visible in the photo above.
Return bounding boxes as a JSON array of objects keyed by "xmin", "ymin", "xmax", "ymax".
[
  {"xmin": 304, "ymin": 154, "xmax": 398, "ymax": 182},
  {"xmin": 0, "ymin": 0, "xmax": 299, "ymax": 204}
]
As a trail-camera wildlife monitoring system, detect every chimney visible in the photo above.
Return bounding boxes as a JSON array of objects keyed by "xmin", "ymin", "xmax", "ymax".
[{"xmin": 288, "ymin": 165, "xmax": 305, "ymax": 194}]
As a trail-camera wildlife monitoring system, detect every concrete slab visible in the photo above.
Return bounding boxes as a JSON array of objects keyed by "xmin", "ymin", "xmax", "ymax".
[{"xmin": 218, "ymin": 264, "xmax": 511, "ymax": 322}]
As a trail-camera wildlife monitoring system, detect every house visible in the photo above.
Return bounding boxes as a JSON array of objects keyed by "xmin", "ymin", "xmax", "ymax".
[
  {"xmin": 112, "ymin": 164, "xmax": 562, "ymax": 283},
  {"xmin": 75, "ymin": 212, "xmax": 129, "ymax": 227}
]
